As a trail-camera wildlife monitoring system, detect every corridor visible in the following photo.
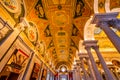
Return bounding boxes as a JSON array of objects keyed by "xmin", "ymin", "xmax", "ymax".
[{"xmin": 0, "ymin": 0, "xmax": 120, "ymax": 80}]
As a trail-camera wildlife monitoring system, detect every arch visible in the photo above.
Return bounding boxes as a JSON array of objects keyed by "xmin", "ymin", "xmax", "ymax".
[
  {"xmin": 55, "ymin": 61, "xmax": 71, "ymax": 70},
  {"xmin": 94, "ymin": 0, "xmax": 99, "ymax": 13},
  {"xmin": 111, "ymin": 58, "xmax": 120, "ymax": 67},
  {"xmin": 84, "ymin": 17, "xmax": 95, "ymax": 40},
  {"xmin": 59, "ymin": 65, "xmax": 68, "ymax": 71},
  {"xmin": 111, "ymin": 58, "xmax": 120, "ymax": 63}
]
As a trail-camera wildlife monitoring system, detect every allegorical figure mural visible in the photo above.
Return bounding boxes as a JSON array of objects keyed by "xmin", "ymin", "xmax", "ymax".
[
  {"xmin": 35, "ymin": 0, "xmax": 47, "ymax": 19},
  {"xmin": 74, "ymin": 0, "xmax": 84, "ymax": 18}
]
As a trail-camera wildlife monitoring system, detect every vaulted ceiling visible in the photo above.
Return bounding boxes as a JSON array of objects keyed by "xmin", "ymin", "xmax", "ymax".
[{"xmin": 23, "ymin": 0, "xmax": 120, "ymax": 69}]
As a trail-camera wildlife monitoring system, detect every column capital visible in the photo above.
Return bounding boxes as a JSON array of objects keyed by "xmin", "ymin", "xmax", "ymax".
[
  {"xmin": 83, "ymin": 40, "xmax": 98, "ymax": 47},
  {"xmin": 91, "ymin": 12, "xmax": 119, "ymax": 28},
  {"xmin": 91, "ymin": 12, "xmax": 118, "ymax": 24},
  {"xmin": 108, "ymin": 19, "xmax": 120, "ymax": 30},
  {"xmin": 78, "ymin": 53, "xmax": 89, "ymax": 58},
  {"xmin": 97, "ymin": 21, "xmax": 109, "ymax": 28},
  {"xmin": 92, "ymin": 45, "xmax": 99, "ymax": 50}
]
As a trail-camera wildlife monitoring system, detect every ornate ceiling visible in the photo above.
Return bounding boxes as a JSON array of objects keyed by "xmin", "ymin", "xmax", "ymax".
[{"xmin": 22, "ymin": 0, "xmax": 120, "ymax": 69}]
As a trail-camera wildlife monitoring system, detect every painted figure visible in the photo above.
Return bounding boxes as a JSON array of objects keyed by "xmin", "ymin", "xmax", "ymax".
[{"xmin": 36, "ymin": 4, "xmax": 45, "ymax": 18}]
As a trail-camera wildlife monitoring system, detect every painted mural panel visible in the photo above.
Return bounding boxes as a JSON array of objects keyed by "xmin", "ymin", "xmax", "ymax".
[
  {"xmin": 35, "ymin": 0, "xmax": 47, "ymax": 19},
  {"xmin": 30, "ymin": 63, "xmax": 41, "ymax": 80},
  {"xmin": 71, "ymin": 24, "xmax": 79, "ymax": 36},
  {"xmin": 74, "ymin": 0, "xmax": 84, "ymax": 18},
  {"xmin": 34, "ymin": 41, "xmax": 46, "ymax": 57},
  {"xmin": 1, "ymin": 0, "xmax": 19, "ymax": 13},
  {"xmin": 53, "ymin": 11, "xmax": 68, "ymax": 27},
  {"xmin": 24, "ymin": 22, "xmax": 46, "ymax": 57},
  {"xmin": 24, "ymin": 22, "xmax": 38, "ymax": 45},
  {"xmin": 0, "ymin": 49, "xmax": 29, "ymax": 80},
  {"xmin": 44, "ymin": 25, "xmax": 52, "ymax": 37},
  {"xmin": 1, "ymin": 0, "xmax": 25, "ymax": 23}
]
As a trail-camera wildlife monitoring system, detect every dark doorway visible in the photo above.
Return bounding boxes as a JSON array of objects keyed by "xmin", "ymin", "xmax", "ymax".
[{"xmin": 7, "ymin": 72, "xmax": 19, "ymax": 80}]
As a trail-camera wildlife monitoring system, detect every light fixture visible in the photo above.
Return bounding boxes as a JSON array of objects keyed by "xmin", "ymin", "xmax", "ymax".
[{"xmin": 60, "ymin": 66, "xmax": 67, "ymax": 72}]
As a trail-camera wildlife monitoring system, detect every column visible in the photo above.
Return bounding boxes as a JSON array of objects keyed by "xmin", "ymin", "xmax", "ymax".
[
  {"xmin": 73, "ymin": 70, "xmax": 76, "ymax": 80},
  {"xmin": 76, "ymin": 64, "xmax": 81, "ymax": 80},
  {"xmin": 0, "ymin": 17, "xmax": 25, "ymax": 60},
  {"xmin": 22, "ymin": 51, "xmax": 34, "ymax": 80},
  {"xmin": 92, "ymin": 44, "xmax": 115, "ymax": 80},
  {"xmin": 83, "ymin": 41, "xmax": 103, "ymax": 80},
  {"xmin": 98, "ymin": 21, "xmax": 120, "ymax": 53},
  {"xmin": 80, "ymin": 58, "xmax": 89, "ymax": 80},
  {"xmin": 86, "ymin": 58, "xmax": 96, "ymax": 80},
  {"xmin": 75, "ymin": 66, "xmax": 80, "ymax": 80},
  {"xmin": 77, "ymin": 65, "xmax": 82, "ymax": 80}
]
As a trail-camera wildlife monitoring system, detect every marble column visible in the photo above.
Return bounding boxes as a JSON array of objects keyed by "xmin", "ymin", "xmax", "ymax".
[
  {"xmin": 77, "ymin": 66, "xmax": 82, "ymax": 80},
  {"xmin": 76, "ymin": 66, "xmax": 81, "ymax": 80},
  {"xmin": 98, "ymin": 21, "xmax": 120, "ymax": 53},
  {"xmin": 91, "ymin": 12, "xmax": 120, "ymax": 53},
  {"xmin": 77, "ymin": 65, "xmax": 82, "ymax": 80},
  {"xmin": 73, "ymin": 70, "xmax": 76, "ymax": 80},
  {"xmin": 92, "ymin": 43, "xmax": 115, "ymax": 80},
  {"xmin": 73, "ymin": 66, "xmax": 80, "ymax": 80},
  {"xmin": 83, "ymin": 41, "xmax": 103, "ymax": 80},
  {"xmin": 80, "ymin": 58, "xmax": 89, "ymax": 80},
  {"xmin": 108, "ymin": 19, "xmax": 120, "ymax": 30},
  {"xmin": 86, "ymin": 58, "xmax": 96, "ymax": 80}
]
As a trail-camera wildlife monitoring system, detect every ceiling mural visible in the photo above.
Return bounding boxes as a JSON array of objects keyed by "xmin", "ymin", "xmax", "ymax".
[
  {"xmin": 110, "ymin": 0, "xmax": 120, "ymax": 10},
  {"xmin": 84, "ymin": 0, "xmax": 94, "ymax": 10},
  {"xmin": 24, "ymin": 0, "xmax": 37, "ymax": 15},
  {"xmin": 35, "ymin": 0, "xmax": 47, "ymax": 19},
  {"xmin": 24, "ymin": 22, "xmax": 38, "ymax": 45},
  {"xmin": 47, "ymin": 40, "xmax": 54, "ymax": 49},
  {"xmin": 47, "ymin": 0, "xmax": 72, "ymax": 6},
  {"xmin": 44, "ymin": 25, "xmax": 52, "ymax": 37},
  {"xmin": 1, "ymin": 0, "xmax": 19, "ymax": 13},
  {"xmin": 25, "ymin": 0, "xmax": 94, "ymax": 69},
  {"xmin": 35, "ymin": 41, "xmax": 45, "ymax": 56},
  {"xmin": 52, "ymin": 48, "xmax": 56, "ymax": 54},
  {"xmin": 1, "ymin": 0, "xmax": 25, "ymax": 24},
  {"xmin": 53, "ymin": 11, "xmax": 68, "ymax": 27},
  {"xmin": 10, "ymin": 0, "xmax": 119, "ymax": 70},
  {"xmin": 71, "ymin": 24, "xmax": 79, "ymax": 36},
  {"xmin": 2, "ymin": 0, "xmax": 120, "ymax": 70},
  {"xmin": 74, "ymin": 0, "xmax": 85, "ymax": 18},
  {"xmin": 70, "ymin": 39, "xmax": 78, "ymax": 50}
]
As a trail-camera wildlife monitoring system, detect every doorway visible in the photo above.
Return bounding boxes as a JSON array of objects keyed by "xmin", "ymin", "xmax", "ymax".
[{"xmin": 7, "ymin": 72, "xmax": 19, "ymax": 80}]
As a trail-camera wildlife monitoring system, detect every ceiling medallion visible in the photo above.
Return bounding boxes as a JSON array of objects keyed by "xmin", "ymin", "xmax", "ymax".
[
  {"xmin": 58, "ymin": 0, "xmax": 62, "ymax": 10},
  {"xmin": 58, "ymin": 4, "xmax": 62, "ymax": 10}
]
